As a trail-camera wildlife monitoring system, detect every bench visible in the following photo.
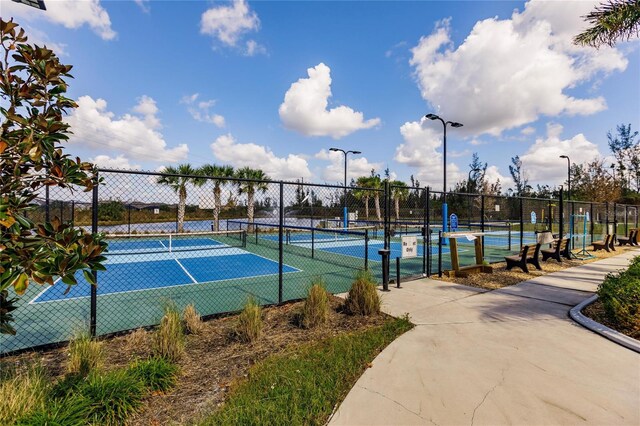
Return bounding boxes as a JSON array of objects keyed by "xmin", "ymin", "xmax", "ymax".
[
  {"xmin": 505, "ymin": 243, "xmax": 542, "ymax": 273},
  {"xmin": 618, "ymin": 229, "xmax": 637, "ymax": 246},
  {"xmin": 592, "ymin": 234, "xmax": 611, "ymax": 252},
  {"xmin": 541, "ymin": 238, "xmax": 570, "ymax": 262}
]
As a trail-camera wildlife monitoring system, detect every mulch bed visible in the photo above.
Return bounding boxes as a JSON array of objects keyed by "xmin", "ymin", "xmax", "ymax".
[
  {"xmin": 1, "ymin": 296, "xmax": 387, "ymax": 425},
  {"xmin": 433, "ymin": 246, "xmax": 637, "ymax": 290},
  {"xmin": 583, "ymin": 295, "xmax": 640, "ymax": 340}
]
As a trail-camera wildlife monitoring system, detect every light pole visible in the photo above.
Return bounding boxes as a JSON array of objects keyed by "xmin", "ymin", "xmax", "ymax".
[
  {"xmin": 330, "ymin": 147, "xmax": 361, "ymax": 228},
  {"xmin": 468, "ymin": 168, "xmax": 481, "ymax": 227},
  {"xmin": 425, "ymin": 114, "xmax": 463, "ymax": 240}
]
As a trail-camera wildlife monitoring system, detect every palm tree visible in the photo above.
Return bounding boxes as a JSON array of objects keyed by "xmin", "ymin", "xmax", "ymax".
[
  {"xmin": 574, "ymin": 0, "xmax": 640, "ymax": 48},
  {"xmin": 234, "ymin": 167, "xmax": 270, "ymax": 231},
  {"xmin": 354, "ymin": 176, "xmax": 372, "ymax": 220},
  {"xmin": 390, "ymin": 181, "xmax": 409, "ymax": 221},
  {"xmin": 368, "ymin": 172, "xmax": 383, "ymax": 222},
  {"xmin": 197, "ymin": 164, "xmax": 235, "ymax": 232},
  {"xmin": 156, "ymin": 164, "xmax": 198, "ymax": 233}
]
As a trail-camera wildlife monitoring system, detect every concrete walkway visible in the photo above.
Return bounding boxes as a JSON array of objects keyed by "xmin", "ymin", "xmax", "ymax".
[{"xmin": 331, "ymin": 250, "xmax": 640, "ymax": 426}]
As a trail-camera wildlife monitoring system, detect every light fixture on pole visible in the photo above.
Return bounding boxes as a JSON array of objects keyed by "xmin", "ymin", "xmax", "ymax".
[
  {"xmin": 425, "ymin": 114, "xmax": 463, "ymax": 241},
  {"xmin": 329, "ymin": 147, "xmax": 361, "ymax": 228}
]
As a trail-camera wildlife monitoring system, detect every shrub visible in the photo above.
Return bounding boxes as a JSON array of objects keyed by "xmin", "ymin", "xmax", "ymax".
[
  {"xmin": 0, "ymin": 363, "xmax": 48, "ymax": 424},
  {"xmin": 16, "ymin": 394, "xmax": 91, "ymax": 426},
  {"xmin": 344, "ymin": 270, "xmax": 381, "ymax": 316},
  {"xmin": 153, "ymin": 302, "xmax": 185, "ymax": 362},
  {"xmin": 129, "ymin": 357, "xmax": 179, "ymax": 392},
  {"xmin": 79, "ymin": 370, "xmax": 144, "ymax": 426},
  {"xmin": 235, "ymin": 297, "xmax": 263, "ymax": 343},
  {"xmin": 301, "ymin": 280, "xmax": 330, "ymax": 329},
  {"xmin": 183, "ymin": 303, "xmax": 204, "ymax": 335},
  {"xmin": 67, "ymin": 328, "xmax": 104, "ymax": 377},
  {"xmin": 598, "ymin": 256, "xmax": 640, "ymax": 336}
]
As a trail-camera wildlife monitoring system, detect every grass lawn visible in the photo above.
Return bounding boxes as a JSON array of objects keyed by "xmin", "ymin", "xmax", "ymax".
[{"xmin": 198, "ymin": 315, "xmax": 413, "ymax": 426}]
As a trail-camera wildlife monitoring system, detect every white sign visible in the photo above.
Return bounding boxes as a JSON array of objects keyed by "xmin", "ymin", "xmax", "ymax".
[
  {"xmin": 401, "ymin": 236, "xmax": 418, "ymax": 259},
  {"xmin": 349, "ymin": 212, "xmax": 356, "ymax": 221},
  {"xmin": 495, "ymin": 204, "xmax": 500, "ymax": 212},
  {"xmin": 153, "ymin": 208, "xmax": 160, "ymax": 215}
]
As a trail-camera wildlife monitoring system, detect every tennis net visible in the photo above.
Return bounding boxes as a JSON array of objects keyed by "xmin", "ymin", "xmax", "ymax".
[{"xmin": 104, "ymin": 230, "xmax": 247, "ymax": 254}]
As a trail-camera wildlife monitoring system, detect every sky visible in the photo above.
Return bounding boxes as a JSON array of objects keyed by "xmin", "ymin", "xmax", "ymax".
[{"xmin": 3, "ymin": 0, "xmax": 639, "ymax": 193}]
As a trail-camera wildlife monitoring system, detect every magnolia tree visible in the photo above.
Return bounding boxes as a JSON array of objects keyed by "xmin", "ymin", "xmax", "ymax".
[{"xmin": 0, "ymin": 19, "xmax": 107, "ymax": 335}]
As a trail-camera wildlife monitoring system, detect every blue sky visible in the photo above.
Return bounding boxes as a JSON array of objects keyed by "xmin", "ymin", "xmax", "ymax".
[{"xmin": 4, "ymin": 0, "xmax": 639, "ymax": 191}]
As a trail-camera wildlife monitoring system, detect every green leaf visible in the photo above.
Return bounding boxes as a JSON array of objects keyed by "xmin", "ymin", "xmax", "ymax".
[{"xmin": 83, "ymin": 270, "xmax": 96, "ymax": 285}]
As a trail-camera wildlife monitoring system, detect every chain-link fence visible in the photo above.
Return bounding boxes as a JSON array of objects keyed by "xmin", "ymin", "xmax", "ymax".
[{"xmin": 3, "ymin": 169, "xmax": 640, "ymax": 355}]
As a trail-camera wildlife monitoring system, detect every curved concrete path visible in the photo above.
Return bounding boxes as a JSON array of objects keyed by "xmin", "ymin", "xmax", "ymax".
[{"xmin": 331, "ymin": 250, "xmax": 640, "ymax": 425}]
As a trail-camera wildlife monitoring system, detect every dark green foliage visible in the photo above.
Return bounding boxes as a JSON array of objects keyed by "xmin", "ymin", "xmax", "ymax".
[
  {"xmin": 97, "ymin": 200, "xmax": 125, "ymax": 222},
  {"xmin": 129, "ymin": 357, "xmax": 179, "ymax": 392},
  {"xmin": 200, "ymin": 316, "xmax": 412, "ymax": 425},
  {"xmin": 598, "ymin": 256, "xmax": 640, "ymax": 337}
]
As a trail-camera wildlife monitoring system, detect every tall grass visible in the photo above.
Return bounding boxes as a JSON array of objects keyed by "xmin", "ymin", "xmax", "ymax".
[
  {"xmin": 235, "ymin": 297, "xmax": 263, "ymax": 343},
  {"xmin": 344, "ymin": 270, "xmax": 381, "ymax": 316},
  {"xmin": 129, "ymin": 357, "xmax": 179, "ymax": 392},
  {"xmin": 80, "ymin": 370, "xmax": 145, "ymax": 426},
  {"xmin": 67, "ymin": 328, "xmax": 104, "ymax": 377},
  {"xmin": 153, "ymin": 301, "xmax": 185, "ymax": 361},
  {"xmin": 0, "ymin": 363, "xmax": 48, "ymax": 424},
  {"xmin": 301, "ymin": 280, "xmax": 330, "ymax": 329},
  {"xmin": 183, "ymin": 303, "xmax": 204, "ymax": 335}
]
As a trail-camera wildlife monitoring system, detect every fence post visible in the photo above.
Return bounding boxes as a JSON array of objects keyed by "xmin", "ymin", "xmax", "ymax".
[
  {"xmin": 424, "ymin": 187, "xmax": 429, "ymax": 276},
  {"xmin": 480, "ymin": 195, "xmax": 485, "ymax": 258},
  {"xmin": 547, "ymin": 198, "xmax": 552, "ymax": 232},
  {"xmin": 613, "ymin": 202, "xmax": 617, "ymax": 240},
  {"xmin": 438, "ymin": 230, "xmax": 443, "ymax": 278},
  {"xmin": 558, "ymin": 188, "xmax": 564, "ymax": 239},
  {"xmin": 624, "ymin": 205, "xmax": 628, "ymax": 236},
  {"xmin": 45, "ymin": 185, "xmax": 50, "ymax": 223},
  {"xmin": 364, "ymin": 229, "xmax": 368, "ymax": 270},
  {"xmin": 605, "ymin": 201, "xmax": 609, "ymax": 235},
  {"xmin": 590, "ymin": 203, "xmax": 594, "ymax": 244},
  {"xmin": 90, "ymin": 173, "xmax": 99, "ymax": 337},
  {"xmin": 384, "ymin": 181, "xmax": 390, "ymax": 249},
  {"xmin": 278, "ymin": 181, "xmax": 284, "ymax": 304},
  {"xmin": 519, "ymin": 197, "xmax": 524, "ymax": 250}
]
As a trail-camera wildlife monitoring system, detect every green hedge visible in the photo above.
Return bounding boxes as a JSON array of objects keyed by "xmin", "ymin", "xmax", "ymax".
[{"xmin": 598, "ymin": 256, "xmax": 640, "ymax": 337}]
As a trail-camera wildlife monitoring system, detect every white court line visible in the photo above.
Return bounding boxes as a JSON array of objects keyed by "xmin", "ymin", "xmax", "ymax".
[
  {"xmin": 174, "ymin": 258, "xmax": 198, "ymax": 283},
  {"xmin": 28, "ymin": 277, "xmax": 62, "ymax": 305},
  {"xmin": 29, "ymin": 269, "xmax": 301, "ymax": 305}
]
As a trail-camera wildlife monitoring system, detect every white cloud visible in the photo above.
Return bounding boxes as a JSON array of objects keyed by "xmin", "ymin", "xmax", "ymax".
[
  {"xmin": 90, "ymin": 154, "xmax": 141, "ymax": 170},
  {"xmin": 484, "ymin": 165, "xmax": 513, "ymax": 190},
  {"xmin": 245, "ymin": 39, "xmax": 267, "ymax": 56},
  {"xmin": 66, "ymin": 95, "xmax": 189, "ymax": 163},
  {"xmin": 210, "ymin": 134, "xmax": 311, "ymax": 181},
  {"xmin": 4, "ymin": 0, "xmax": 116, "ymax": 40},
  {"xmin": 200, "ymin": 0, "xmax": 262, "ymax": 55},
  {"xmin": 180, "ymin": 93, "xmax": 225, "ymax": 128},
  {"xmin": 393, "ymin": 119, "xmax": 461, "ymax": 188},
  {"xmin": 409, "ymin": 1, "xmax": 628, "ymax": 136},
  {"xmin": 315, "ymin": 149, "xmax": 382, "ymax": 183},
  {"xmin": 279, "ymin": 63, "xmax": 381, "ymax": 139},
  {"xmin": 134, "ymin": 0, "xmax": 150, "ymax": 13},
  {"xmin": 520, "ymin": 126, "xmax": 536, "ymax": 136},
  {"xmin": 520, "ymin": 123, "xmax": 601, "ymax": 185}
]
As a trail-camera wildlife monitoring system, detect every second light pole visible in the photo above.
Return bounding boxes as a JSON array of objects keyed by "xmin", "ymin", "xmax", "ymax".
[
  {"xmin": 330, "ymin": 147, "xmax": 361, "ymax": 228},
  {"xmin": 426, "ymin": 113, "xmax": 463, "ymax": 240},
  {"xmin": 560, "ymin": 154, "xmax": 572, "ymax": 247}
]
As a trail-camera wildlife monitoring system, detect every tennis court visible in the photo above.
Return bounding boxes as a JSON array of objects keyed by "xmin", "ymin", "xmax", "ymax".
[{"xmin": 30, "ymin": 231, "xmax": 299, "ymax": 304}]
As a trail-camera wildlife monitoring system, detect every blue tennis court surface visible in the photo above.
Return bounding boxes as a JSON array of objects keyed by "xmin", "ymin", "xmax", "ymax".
[{"xmin": 32, "ymin": 238, "xmax": 298, "ymax": 303}]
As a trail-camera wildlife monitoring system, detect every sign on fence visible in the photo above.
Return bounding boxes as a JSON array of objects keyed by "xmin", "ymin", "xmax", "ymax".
[
  {"xmin": 531, "ymin": 211, "xmax": 536, "ymax": 224},
  {"xmin": 401, "ymin": 236, "xmax": 418, "ymax": 258},
  {"xmin": 153, "ymin": 208, "xmax": 159, "ymax": 215},
  {"xmin": 450, "ymin": 213, "xmax": 458, "ymax": 231}
]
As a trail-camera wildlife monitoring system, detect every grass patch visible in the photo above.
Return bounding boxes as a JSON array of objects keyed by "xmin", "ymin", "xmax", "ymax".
[
  {"xmin": 153, "ymin": 301, "xmax": 185, "ymax": 361},
  {"xmin": 183, "ymin": 303, "xmax": 204, "ymax": 335},
  {"xmin": 0, "ymin": 363, "xmax": 48, "ymax": 424},
  {"xmin": 344, "ymin": 270, "xmax": 381, "ymax": 316},
  {"xmin": 129, "ymin": 357, "xmax": 180, "ymax": 392},
  {"xmin": 199, "ymin": 315, "xmax": 412, "ymax": 425},
  {"xmin": 300, "ymin": 280, "xmax": 330, "ymax": 329},
  {"xmin": 597, "ymin": 255, "xmax": 640, "ymax": 338},
  {"xmin": 67, "ymin": 328, "xmax": 104, "ymax": 377},
  {"xmin": 79, "ymin": 369, "xmax": 146, "ymax": 425},
  {"xmin": 16, "ymin": 394, "xmax": 92, "ymax": 426},
  {"xmin": 235, "ymin": 297, "xmax": 263, "ymax": 343}
]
